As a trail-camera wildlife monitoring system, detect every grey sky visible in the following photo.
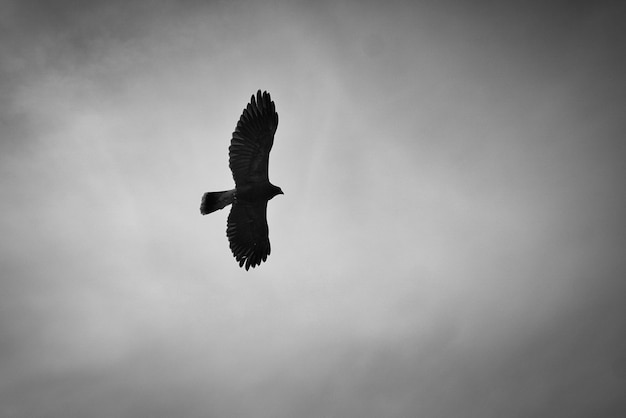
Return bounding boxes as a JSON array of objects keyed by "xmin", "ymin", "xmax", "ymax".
[{"xmin": 1, "ymin": 0, "xmax": 625, "ymax": 417}]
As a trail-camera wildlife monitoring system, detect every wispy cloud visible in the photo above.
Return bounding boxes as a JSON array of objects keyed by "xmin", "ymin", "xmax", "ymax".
[{"xmin": 1, "ymin": 1, "xmax": 625, "ymax": 417}]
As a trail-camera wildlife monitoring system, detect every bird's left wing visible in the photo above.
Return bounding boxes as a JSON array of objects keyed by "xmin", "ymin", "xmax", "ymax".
[
  {"xmin": 226, "ymin": 200, "xmax": 271, "ymax": 270},
  {"xmin": 229, "ymin": 90, "xmax": 278, "ymax": 187}
]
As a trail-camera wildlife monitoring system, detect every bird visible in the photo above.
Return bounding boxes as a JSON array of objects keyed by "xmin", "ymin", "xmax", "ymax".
[{"xmin": 200, "ymin": 90, "xmax": 283, "ymax": 270}]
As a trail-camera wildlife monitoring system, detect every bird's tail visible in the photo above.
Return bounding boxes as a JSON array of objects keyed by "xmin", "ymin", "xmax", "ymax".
[{"xmin": 200, "ymin": 189, "xmax": 236, "ymax": 215}]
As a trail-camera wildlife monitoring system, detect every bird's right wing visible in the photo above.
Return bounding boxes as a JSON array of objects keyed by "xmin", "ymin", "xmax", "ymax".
[{"xmin": 226, "ymin": 200, "xmax": 271, "ymax": 270}]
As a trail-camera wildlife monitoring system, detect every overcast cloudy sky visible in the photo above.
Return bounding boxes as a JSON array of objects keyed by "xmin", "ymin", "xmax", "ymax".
[{"xmin": 1, "ymin": 0, "xmax": 625, "ymax": 417}]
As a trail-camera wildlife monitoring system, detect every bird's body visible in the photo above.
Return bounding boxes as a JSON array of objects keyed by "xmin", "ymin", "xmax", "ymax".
[{"xmin": 200, "ymin": 90, "xmax": 282, "ymax": 270}]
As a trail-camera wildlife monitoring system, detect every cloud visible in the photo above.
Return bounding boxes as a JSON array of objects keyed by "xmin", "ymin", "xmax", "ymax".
[{"xmin": 1, "ymin": 0, "xmax": 625, "ymax": 417}]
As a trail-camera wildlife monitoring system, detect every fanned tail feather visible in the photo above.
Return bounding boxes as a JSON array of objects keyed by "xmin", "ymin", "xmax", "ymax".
[{"xmin": 200, "ymin": 190, "xmax": 236, "ymax": 215}]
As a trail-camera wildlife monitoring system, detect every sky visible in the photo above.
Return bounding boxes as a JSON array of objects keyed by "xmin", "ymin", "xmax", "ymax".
[{"xmin": 1, "ymin": 0, "xmax": 625, "ymax": 417}]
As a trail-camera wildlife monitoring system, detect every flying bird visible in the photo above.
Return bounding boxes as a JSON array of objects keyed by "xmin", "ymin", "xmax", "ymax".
[{"xmin": 200, "ymin": 90, "xmax": 283, "ymax": 270}]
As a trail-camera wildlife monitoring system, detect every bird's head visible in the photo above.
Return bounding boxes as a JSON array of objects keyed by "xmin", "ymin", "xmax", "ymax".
[{"xmin": 269, "ymin": 184, "xmax": 284, "ymax": 199}]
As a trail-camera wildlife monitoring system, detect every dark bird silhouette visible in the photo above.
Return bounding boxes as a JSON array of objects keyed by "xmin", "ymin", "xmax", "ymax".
[{"xmin": 200, "ymin": 90, "xmax": 283, "ymax": 270}]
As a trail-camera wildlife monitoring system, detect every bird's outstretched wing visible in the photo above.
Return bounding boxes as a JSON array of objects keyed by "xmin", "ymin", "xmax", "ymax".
[
  {"xmin": 227, "ymin": 201, "xmax": 271, "ymax": 270},
  {"xmin": 229, "ymin": 90, "xmax": 279, "ymax": 187}
]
